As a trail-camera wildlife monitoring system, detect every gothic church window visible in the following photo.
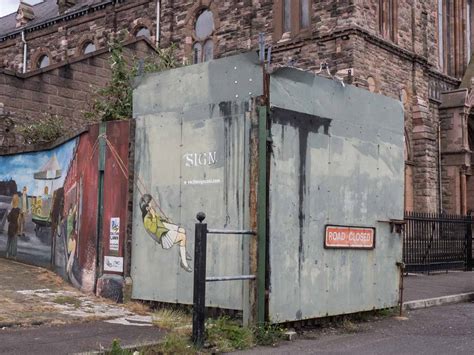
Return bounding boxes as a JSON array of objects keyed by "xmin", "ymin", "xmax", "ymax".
[
  {"xmin": 274, "ymin": 0, "xmax": 311, "ymax": 41},
  {"xmin": 379, "ymin": 0, "xmax": 398, "ymax": 42},
  {"xmin": 193, "ymin": 9, "xmax": 214, "ymax": 64}
]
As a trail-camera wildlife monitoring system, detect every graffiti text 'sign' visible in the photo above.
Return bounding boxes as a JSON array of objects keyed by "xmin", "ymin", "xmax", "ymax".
[{"xmin": 183, "ymin": 152, "xmax": 217, "ymax": 167}]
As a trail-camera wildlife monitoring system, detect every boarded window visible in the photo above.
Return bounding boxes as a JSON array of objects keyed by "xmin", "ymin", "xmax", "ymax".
[
  {"xmin": 438, "ymin": 0, "xmax": 471, "ymax": 77},
  {"xmin": 379, "ymin": 0, "xmax": 398, "ymax": 42},
  {"xmin": 274, "ymin": 0, "xmax": 311, "ymax": 41}
]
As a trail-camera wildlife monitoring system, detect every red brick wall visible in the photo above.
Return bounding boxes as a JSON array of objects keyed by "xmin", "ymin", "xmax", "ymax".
[{"xmin": 0, "ymin": 39, "xmax": 155, "ymax": 149}]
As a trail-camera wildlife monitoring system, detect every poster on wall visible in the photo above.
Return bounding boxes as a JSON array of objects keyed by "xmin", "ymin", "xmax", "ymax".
[{"xmin": 109, "ymin": 217, "xmax": 120, "ymax": 252}]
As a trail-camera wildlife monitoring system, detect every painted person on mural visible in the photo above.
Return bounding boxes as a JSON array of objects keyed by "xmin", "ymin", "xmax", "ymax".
[
  {"xmin": 6, "ymin": 194, "xmax": 20, "ymax": 258},
  {"xmin": 139, "ymin": 194, "xmax": 192, "ymax": 272},
  {"xmin": 65, "ymin": 203, "xmax": 77, "ymax": 274},
  {"xmin": 18, "ymin": 186, "xmax": 29, "ymax": 237}
]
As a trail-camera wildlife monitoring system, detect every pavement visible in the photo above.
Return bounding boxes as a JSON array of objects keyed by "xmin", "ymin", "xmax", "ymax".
[
  {"xmin": 0, "ymin": 257, "xmax": 473, "ymax": 354},
  {"xmin": 403, "ymin": 271, "xmax": 474, "ymax": 302},
  {"xmin": 0, "ymin": 322, "xmax": 165, "ymax": 355},
  {"xmin": 0, "ymin": 258, "xmax": 150, "ymax": 328},
  {"xmin": 236, "ymin": 302, "xmax": 474, "ymax": 354}
]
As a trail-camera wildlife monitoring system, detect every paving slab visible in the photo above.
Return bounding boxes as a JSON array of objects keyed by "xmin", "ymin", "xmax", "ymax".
[
  {"xmin": 403, "ymin": 271, "xmax": 474, "ymax": 302},
  {"xmin": 0, "ymin": 258, "xmax": 144, "ymax": 328}
]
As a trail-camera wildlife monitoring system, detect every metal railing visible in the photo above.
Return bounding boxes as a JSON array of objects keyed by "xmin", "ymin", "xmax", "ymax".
[
  {"xmin": 403, "ymin": 211, "xmax": 473, "ymax": 272},
  {"xmin": 192, "ymin": 212, "xmax": 256, "ymax": 348}
]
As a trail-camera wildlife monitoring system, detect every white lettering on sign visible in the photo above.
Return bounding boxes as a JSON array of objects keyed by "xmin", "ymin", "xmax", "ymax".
[
  {"xmin": 325, "ymin": 225, "xmax": 375, "ymax": 249},
  {"xmin": 183, "ymin": 152, "xmax": 217, "ymax": 167}
]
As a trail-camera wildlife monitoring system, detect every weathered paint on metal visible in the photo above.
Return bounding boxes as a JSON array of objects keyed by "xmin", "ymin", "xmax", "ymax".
[
  {"xmin": 268, "ymin": 67, "xmax": 405, "ymax": 322},
  {"xmin": 102, "ymin": 121, "xmax": 130, "ymax": 271},
  {"xmin": 131, "ymin": 54, "xmax": 263, "ymax": 309},
  {"xmin": 257, "ymin": 105, "xmax": 267, "ymax": 324}
]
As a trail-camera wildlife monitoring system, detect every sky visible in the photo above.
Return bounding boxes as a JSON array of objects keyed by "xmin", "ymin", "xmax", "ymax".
[{"xmin": 0, "ymin": 0, "xmax": 43, "ymax": 17}]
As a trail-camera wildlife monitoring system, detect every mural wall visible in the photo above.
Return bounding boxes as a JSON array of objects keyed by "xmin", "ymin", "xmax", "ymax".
[
  {"xmin": 0, "ymin": 121, "xmax": 131, "ymax": 296},
  {"xmin": 0, "ymin": 139, "xmax": 78, "ymax": 270}
]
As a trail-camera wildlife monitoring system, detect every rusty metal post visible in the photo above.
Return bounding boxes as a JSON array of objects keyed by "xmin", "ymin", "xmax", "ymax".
[
  {"xmin": 397, "ymin": 261, "xmax": 405, "ymax": 316},
  {"xmin": 192, "ymin": 212, "xmax": 207, "ymax": 348},
  {"xmin": 257, "ymin": 105, "xmax": 267, "ymax": 324}
]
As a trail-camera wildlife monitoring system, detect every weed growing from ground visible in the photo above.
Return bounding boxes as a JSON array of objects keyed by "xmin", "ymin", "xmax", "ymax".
[
  {"xmin": 52, "ymin": 295, "xmax": 81, "ymax": 308},
  {"xmin": 253, "ymin": 322, "xmax": 285, "ymax": 346},
  {"xmin": 206, "ymin": 317, "xmax": 255, "ymax": 352}
]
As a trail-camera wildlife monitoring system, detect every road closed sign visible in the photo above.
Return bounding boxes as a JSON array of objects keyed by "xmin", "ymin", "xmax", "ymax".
[{"xmin": 324, "ymin": 225, "xmax": 375, "ymax": 249}]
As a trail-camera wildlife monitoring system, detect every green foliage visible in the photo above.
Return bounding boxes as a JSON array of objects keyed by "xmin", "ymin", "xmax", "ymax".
[
  {"xmin": 16, "ymin": 113, "xmax": 64, "ymax": 145},
  {"xmin": 206, "ymin": 317, "xmax": 255, "ymax": 352},
  {"xmin": 252, "ymin": 322, "xmax": 285, "ymax": 346},
  {"xmin": 85, "ymin": 37, "xmax": 180, "ymax": 122},
  {"xmin": 108, "ymin": 339, "xmax": 133, "ymax": 355},
  {"xmin": 158, "ymin": 333, "xmax": 194, "ymax": 354}
]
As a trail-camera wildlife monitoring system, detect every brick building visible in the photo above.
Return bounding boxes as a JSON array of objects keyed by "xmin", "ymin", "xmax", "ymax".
[{"xmin": 1, "ymin": 0, "xmax": 473, "ymax": 214}]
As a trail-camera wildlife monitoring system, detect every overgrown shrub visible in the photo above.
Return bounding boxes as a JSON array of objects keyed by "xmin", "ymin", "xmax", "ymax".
[
  {"xmin": 84, "ymin": 36, "xmax": 180, "ymax": 122},
  {"xmin": 16, "ymin": 113, "xmax": 64, "ymax": 144}
]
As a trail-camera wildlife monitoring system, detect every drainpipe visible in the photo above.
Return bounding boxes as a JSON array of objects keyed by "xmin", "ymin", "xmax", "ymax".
[
  {"xmin": 21, "ymin": 30, "xmax": 27, "ymax": 73},
  {"xmin": 438, "ymin": 121, "xmax": 443, "ymax": 213},
  {"xmin": 156, "ymin": 0, "xmax": 161, "ymax": 46}
]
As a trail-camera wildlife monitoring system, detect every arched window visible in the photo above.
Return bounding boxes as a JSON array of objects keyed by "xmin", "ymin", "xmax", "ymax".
[
  {"xmin": 193, "ymin": 9, "xmax": 214, "ymax": 64},
  {"xmin": 83, "ymin": 42, "xmax": 96, "ymax": 54},
  {"xmin": 136, "ymin": 26, "xmax": 151, "ymax": 39},
  {"xmin": 37, "ymin": 55, "xmax": 49, "ymax": 69}
]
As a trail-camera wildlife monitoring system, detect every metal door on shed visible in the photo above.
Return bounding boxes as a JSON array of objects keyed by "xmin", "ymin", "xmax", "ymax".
[{"xmin": 267, "ymin": 68, "xmax": 405, "ymax": 322}]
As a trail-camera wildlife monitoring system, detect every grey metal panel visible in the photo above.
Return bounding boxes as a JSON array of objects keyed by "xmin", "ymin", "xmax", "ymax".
[
  {"xmin": 133, "ymin": 52, "xmax": 263, "ymax": 117},
  {"xmin": 131, "ymin": 54, "xmax": 261, "ymax": 309},
  {"xmin": 268, "ymin": 68, "xmax": 404, "ymax": 322}
]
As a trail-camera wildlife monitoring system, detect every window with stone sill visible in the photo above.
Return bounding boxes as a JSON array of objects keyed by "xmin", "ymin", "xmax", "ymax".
[
  {"xmin": 273, "ymin": 0, "xmax": 311, "ymax": 41},
  {"xmin": 37, "ymin": 55, "xmax": 50, "ymax": 69},
  {"xmin": 379, "ymin": 0, "xmax": 398, "ymax": 42},
  {"xmin": 193, "ymin": 9, "xmax": 215, "ymax": 64}
]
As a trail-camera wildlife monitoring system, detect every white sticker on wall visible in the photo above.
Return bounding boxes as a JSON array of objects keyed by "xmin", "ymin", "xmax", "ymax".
[{"xmin": 104, "ymin": 256, "xmax": 123, "ymax": 273}]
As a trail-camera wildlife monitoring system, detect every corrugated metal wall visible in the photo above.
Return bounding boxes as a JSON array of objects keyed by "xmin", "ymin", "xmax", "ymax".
[
  {"xmin": 268, "ymin": 68, "xmax": 405, "ymax": 321},
  {"xmin": 131, "ymin": 54, "xmax": 263, "ymax": 308}
]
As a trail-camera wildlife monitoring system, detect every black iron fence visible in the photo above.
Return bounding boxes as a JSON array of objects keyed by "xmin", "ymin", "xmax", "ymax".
[{"xmin": 403, "ymin": 211, "xmax": 473, "ymax": 272}]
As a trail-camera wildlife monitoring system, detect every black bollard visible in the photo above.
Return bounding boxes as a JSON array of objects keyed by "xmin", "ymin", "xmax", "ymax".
[{"xmin": 192, "ymin": 212, "xmax": 207, "ymax": 348}]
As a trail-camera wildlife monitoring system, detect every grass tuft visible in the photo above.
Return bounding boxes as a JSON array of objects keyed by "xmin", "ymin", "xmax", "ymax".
[
  {"xmin": 152, "ymin": 308, "xmax": 191, "ymax": 330},
  {"xmin": 52, "ymin": 296, "xmax": 81, "ymax": 308},
  {"xmin": 206, "ymin": 317, "xmax": 254, "ymax": 352}
]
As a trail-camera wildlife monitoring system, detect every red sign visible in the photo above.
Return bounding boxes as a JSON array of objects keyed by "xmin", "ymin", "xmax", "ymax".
[{"xmin": 324, "ymin": 225, "xmax": 375, "ymax": 249}]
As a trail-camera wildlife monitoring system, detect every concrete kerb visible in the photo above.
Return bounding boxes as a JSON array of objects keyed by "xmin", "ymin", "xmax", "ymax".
[{"xmin": 403, "ymin": 292, "xmax": 474, "ymax": 311}]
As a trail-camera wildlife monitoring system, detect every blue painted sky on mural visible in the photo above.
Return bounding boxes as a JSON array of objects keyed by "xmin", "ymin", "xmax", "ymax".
[{"xmin": 0, "ymin": 139, "xmax": 77, "ymax": 196}]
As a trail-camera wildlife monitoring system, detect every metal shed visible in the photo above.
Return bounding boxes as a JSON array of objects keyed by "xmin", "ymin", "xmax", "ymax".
[{"xmin": 131, "ymin": 53, "xmax": 404, "ymax": 323}]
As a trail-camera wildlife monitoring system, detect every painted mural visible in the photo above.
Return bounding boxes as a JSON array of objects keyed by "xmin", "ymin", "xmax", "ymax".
[
  {"xmin": 0, "ymin": 121, "xmax": 131, "ymax": 298},
  {"xmin": 0, "ymin": 140, "xmax": 77, "ymax": 269},
  {"xmin": 139, "ymin": 194, "xmax": 192, "ymax": 272}
]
